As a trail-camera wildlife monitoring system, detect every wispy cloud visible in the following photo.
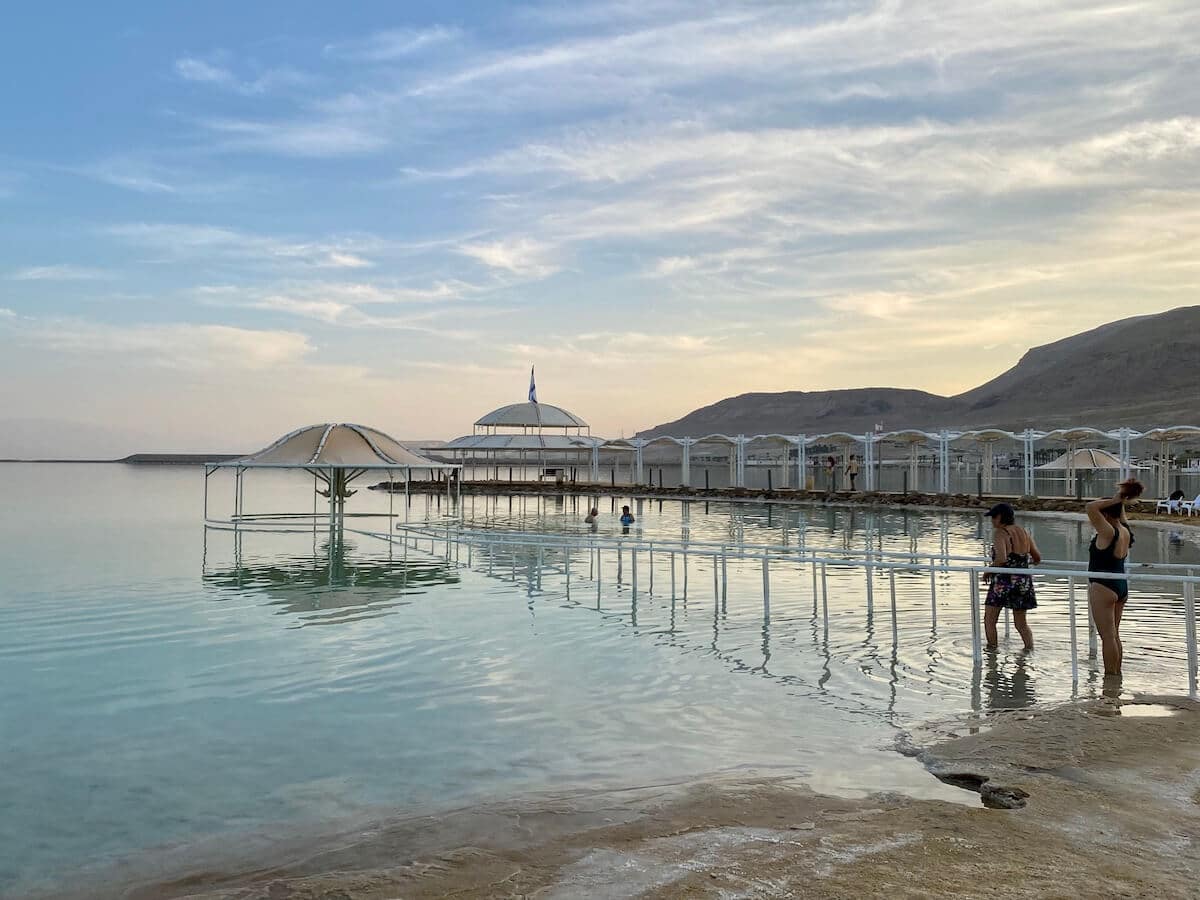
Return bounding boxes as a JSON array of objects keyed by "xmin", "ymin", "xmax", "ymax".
[
  {"xmin": 323, "ymin": 26, "xmax": 462, "ymax": 62},
  {"xmin": 457, "ymin": 237, "xmax": 560, "ymax": 278},
  {"xmin": 8, "ymin": 317, "xmax": 313, "ymax": 371},
  {"xmin": 10, "ymin": 264, "xmax": 111, "ymax": 281},
  {"xmin": 175, "ymin": 56, "xmax": 312, "ymax": 96},
  {"xmin": 104, "ymin": 222, "xmax": 379, "ymax": 269}
]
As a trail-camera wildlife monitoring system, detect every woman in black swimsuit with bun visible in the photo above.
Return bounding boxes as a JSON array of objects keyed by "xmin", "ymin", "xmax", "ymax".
[{"xmin": 1085, "ymin": 479, "xmax": 1144, "ymax": 676}]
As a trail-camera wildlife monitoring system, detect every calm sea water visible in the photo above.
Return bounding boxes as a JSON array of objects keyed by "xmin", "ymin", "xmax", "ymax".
[{"xmin": 2, "ymin": 464, "xmax": 1198, "ymax": 896}]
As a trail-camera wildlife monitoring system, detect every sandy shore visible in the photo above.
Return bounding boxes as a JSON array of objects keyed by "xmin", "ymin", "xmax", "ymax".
[{"xmin": 71, "ymin": 695, "xmax": 1199, "ymax": 900}]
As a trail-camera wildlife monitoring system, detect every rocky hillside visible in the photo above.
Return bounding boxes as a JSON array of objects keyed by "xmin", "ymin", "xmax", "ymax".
[{"xmin": 640, "ymin": 306, "xmax": 1200, "ymax": 436}]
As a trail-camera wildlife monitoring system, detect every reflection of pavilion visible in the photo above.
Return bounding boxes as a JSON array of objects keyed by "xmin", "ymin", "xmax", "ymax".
[{"xmin": 202, "ymin": 537, "xmax": 460, "ymax": 619}]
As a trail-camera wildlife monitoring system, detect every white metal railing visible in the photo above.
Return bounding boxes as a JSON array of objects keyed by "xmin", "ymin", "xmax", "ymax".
[{"xmin": 378, "ymin": 522, "xmax": 1199, "ymax": 696}]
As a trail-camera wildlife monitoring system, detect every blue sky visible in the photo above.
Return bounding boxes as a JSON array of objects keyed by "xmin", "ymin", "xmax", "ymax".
[{"xmin": 2, "ymin": 1, "xmax": 1199, "ymax": 453}]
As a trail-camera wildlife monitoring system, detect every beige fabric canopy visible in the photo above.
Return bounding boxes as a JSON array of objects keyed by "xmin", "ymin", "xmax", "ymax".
[
  {"xmin": 214, "ymin": 423, "xmax": 456, "ymax": 469},
  {"xmin": 1037, "ymin": 448, "xmax": 1123, "ymax": 470}
]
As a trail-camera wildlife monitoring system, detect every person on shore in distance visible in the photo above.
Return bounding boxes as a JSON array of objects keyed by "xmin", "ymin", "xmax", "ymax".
[
  {"xmin": 983, "ymin": 503, "xmax": 1042, "ymax": 651},
  {"xmin": 825, "ymin": 456, "xmax": 837, "ymax": 491},
  {"xmin": 846, "ymin": 455, "xmax": 861, "ymax": 491},
  {"xmin": 1086, "ymin": 479, "xmax": 1144, "ymax": 676},
  {"xmin": 620, "ymin": 505, "xmax": 635, "ymax": 526}
]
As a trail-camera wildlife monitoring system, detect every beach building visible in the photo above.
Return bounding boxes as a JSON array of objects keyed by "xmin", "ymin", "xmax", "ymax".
[{"xmin": 431, "ymin": 399, "xmax": 610, "ymax": 482}]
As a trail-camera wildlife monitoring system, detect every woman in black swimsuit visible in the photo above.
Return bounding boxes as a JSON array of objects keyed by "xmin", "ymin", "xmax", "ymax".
[{"xmin": 1085, "ymin": 479, "xmax": 1144, "ymax": 676}]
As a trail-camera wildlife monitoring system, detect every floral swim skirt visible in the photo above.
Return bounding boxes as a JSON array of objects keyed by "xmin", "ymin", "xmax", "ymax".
[{"xmin": 985, "ymin": 573, "xmax": 1037, "ymax": 610}]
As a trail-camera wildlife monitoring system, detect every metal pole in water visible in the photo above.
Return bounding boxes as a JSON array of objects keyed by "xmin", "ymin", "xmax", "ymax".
[
  {"xmin": 713, "ymin": 553, "xmax": 719, "ymax": 602},
  {"xmin": 1005, "ymin": 607, "xmax": 1010, "ymax": 640},
  {"xmin": 631, "ymin": 549, "xmax": 638, "ymax": 600},
  {"xmin": 762, "ymin": 557, "xmax": 770, "ymax": 617},
  {"xmin": 649, "ymin": 546, "xmax": 654, "ymax": 595},
  {"xmin": 1068, "ymin": 577, "xmax": 1079, "ymax": 685},
  {"xmin": 721, "ymin": 550, "xmax": 728, "ymax": 610},
  {"xmin": 969, "ymin": 569, "xmax": 982, "ymax": 664},
  {"xmin": 821, "ymin": 562, "xmax": 829, "ymax": 633},
  {"xmin": 865, "ymin": 552, "xmax": 874, "ymax": 616},
  {"xmin": 1184, "ymin": 578, "xmax": 1197, "ymax": 697},
  {"xmin": 670, "ymin": 551, "xmax": 676, "ymax": 598},
  {"xmin": 1087, "ymin": 590, "xmax": 1098, "ymax": 659}
]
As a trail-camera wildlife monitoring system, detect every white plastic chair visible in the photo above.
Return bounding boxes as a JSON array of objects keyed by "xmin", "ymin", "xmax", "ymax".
[
  {"xmin": 1181, "ymin": 493, "xmax": 1200, "ymax": 516},
  {"xmin": 1156, "ymin": 497, "xmax": 1181, "ymax": 514}
]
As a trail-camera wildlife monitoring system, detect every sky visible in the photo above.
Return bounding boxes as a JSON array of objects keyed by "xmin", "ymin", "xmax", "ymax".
[{"xmin": 2, "ymin": 1, "xmax": 1199, "ymax": 454}]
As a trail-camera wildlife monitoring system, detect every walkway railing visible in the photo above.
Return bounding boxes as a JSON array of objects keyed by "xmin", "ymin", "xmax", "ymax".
[{"xmin": 373, "ymin": 522, "xmax": 1199, "ymax": 697}]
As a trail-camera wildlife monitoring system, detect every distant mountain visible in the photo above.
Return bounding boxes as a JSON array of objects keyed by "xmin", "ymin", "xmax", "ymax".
[{"xmin": 640, "ymin": 306, "xmax": 1200, "ymax": 437}]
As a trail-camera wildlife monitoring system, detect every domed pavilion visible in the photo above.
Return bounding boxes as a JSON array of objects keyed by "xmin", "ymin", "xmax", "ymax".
[{"xmin": 433, "ymin": 400, "xmax": 608, "ymax": 481}]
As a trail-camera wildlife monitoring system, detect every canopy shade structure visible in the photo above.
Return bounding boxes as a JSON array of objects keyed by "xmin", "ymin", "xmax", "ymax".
[
  {"xmin": 204, "ymin": 423, "xmax": 462, "ymax": 539},
  {"xmin": 475, "ymin": 402, "xmax": 588, "ymax": 430},
  {"xmin": 1037, "ymin": 448, "xmax": 1126, "ymax": 470},
  {"xmin": 439, "ymin": 433, "xmax": 603, "ymax": 452},
  {"xmin": 210, "ymin": 423, "xmax": 457, "ymax": 470}
]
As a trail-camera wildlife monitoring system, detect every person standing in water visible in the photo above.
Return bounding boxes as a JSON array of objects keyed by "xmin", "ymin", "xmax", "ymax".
[
  {"xmin": 1086, "ymin": 479, "xmax": 1144, "ymax": 676},
  {"xmin": 846, "ymin": 455, "xmax": 861, "ymax": 491},
  {"xmin": 619, "ymin": 505, "xmax": 635, "ymax": 526},
  {"xmin": 983, "ymin": 503, "xmax": 1042, "ymax": 650}
]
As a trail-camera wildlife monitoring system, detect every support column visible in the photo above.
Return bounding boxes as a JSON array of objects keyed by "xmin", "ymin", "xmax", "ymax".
[
  {"xmin": 797, "ymin": 434, "xmax": 807, "ymax": 490},
  {"xmin": 635, "ymin": 438, "xmax": 645, "ymax": 485},
  {"xmin": 681, "ymin": 439, "xmax": 692, "ymax": 487},
  {"xmin": 736, "ymin": 435, "xmax": 747, "ymax": 488}
]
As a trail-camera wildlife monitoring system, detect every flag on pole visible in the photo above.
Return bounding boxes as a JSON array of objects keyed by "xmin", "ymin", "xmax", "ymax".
[{"xmin": 528, "ymin": 366, "xmax": 537, "ymax": 403}]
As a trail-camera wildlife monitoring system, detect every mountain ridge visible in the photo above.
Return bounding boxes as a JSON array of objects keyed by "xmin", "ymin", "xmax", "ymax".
[{"xmin": 639, "ymin": 306, "xmax": 1200, "ymax": 437}]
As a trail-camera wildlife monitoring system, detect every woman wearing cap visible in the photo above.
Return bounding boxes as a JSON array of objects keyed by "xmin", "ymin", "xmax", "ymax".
[
  {"xmin": 1086, "ymin": 479, "xmax": 1144, "ymax": 676},
  {"xmin": 984, "ymin": 503, "xmax": 1042, "ymax": 650}
]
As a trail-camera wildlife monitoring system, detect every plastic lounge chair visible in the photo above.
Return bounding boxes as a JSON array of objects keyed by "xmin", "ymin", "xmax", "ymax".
[
  {"xmin": 1181, "ymin": 493, "xmax": 1200, "ymax": 516},
  {"xmin": 1156, "ymin": 497, "xmax": 1181, "ymax": 514}
]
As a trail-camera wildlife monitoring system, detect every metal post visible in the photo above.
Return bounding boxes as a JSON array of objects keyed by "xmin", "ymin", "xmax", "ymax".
[
  {"xmin": 969, "ymin": 569, "xmax": 981, "ymax": 664},
  {"xmin": 670, "ymin": 551, "xmax": 676, "ymax": 597},
  {"xmin": 821, "ymin": 562, "xmax": 829, "ymax": 633},
  {"xmin": 1087, "ymin": 591, "xmax": 1098, "ymax": 659},
  {"xmin": 631, "ymin": 549, "xmax": 638, "ymax": 599},
  {"xmin": 762, "ymin": 557, "xmax": 770, "ymax": 611},
  {"xmin": 1184, "ymin": 579, "xmax": 1197, "ymax": 697},
  {"xmin": 1068, "ymin": 577, "xmax": 1079, "ymax": 684}
]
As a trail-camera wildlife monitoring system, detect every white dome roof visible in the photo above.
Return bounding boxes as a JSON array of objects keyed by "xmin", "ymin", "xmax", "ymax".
[
  {"xmin": 229, "ymin": 423, "xmax": 452, "ymax": 468},
  {"xmin": 475, "ymin": 402, "xmax": 588, "ymax": 429}
]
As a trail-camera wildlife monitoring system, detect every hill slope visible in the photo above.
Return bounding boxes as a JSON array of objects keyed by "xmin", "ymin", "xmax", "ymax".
[{"xmin": 640, "ymin": 306, "xmax": 1200, "ymax": 437}]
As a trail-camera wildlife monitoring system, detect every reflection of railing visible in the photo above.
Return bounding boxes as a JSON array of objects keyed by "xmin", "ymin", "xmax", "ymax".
[{"xmin": 383, "ymin": 523, "xmax": 1199, "ymax": 697}]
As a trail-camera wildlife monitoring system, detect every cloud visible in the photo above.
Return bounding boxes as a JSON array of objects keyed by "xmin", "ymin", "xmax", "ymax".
[
  {"xmin": 199, "ymin": 116, "xmax": 386, "ymax": 157},
  {"xmin": 457, "ymin": 237, "xmax": 560, "ymax": 277},
  {"xmin": 104, "ymin": 222, "xmax": 379, "ymax": 269},
  {"xmin": 175, "ymin": 56, "xmax": 312, "ymax": 96},
  {"xmin": 10, "ymin": 264, "xmax": 111, "ymax": 281},
  {"xmin": 10, "ymin": 317, "xmax": 314, "ymax": 371},
  {"xmin": 176, "ymin": 57, "xmax": 234, "ymax": 85},
  {"xmin": 324, "ymin": 26, "xmax": 462, "ymax": 62}
]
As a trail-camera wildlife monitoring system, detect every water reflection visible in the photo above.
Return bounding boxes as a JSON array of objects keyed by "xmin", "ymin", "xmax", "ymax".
[
  {"xmin": 203, "ymin": 538, "xmax": 460, "ymax": 624},
  {"xmin": 980, "ymin": 651, "xmax": 1038, "ymax": 711}
]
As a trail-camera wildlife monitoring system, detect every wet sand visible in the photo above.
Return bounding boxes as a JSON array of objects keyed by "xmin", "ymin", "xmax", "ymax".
[{"xmin": 68, "ymin": 695, "xmax": 1200, "ymax": 900}]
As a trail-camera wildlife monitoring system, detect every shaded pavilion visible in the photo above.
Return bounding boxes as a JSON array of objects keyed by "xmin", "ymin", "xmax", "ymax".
[
  {"xmin": 433, "ymin": 401, "xmax": 608, "ymax": 480},
  {"xmin": 205, "ymin": 423, "xmax": 460, "ymax": 533}
]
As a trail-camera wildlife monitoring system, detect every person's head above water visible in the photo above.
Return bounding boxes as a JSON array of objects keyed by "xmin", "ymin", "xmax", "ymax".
[
  {"xmin": 589, "ymin": 507, "xmax": 598, "ymax": 516},
  {"xmin": 622, "ymin": 505, "xmax": 630, "ymax": 513},
  {"xmin": 985, "ymin": 502, "xmax": 1016, "ymax": 526}
]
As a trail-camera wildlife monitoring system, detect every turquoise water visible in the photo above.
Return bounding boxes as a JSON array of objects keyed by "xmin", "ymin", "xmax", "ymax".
[{"xmin": 2, "ymin": 465, "xmax": 1198, "ymax": 896}]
